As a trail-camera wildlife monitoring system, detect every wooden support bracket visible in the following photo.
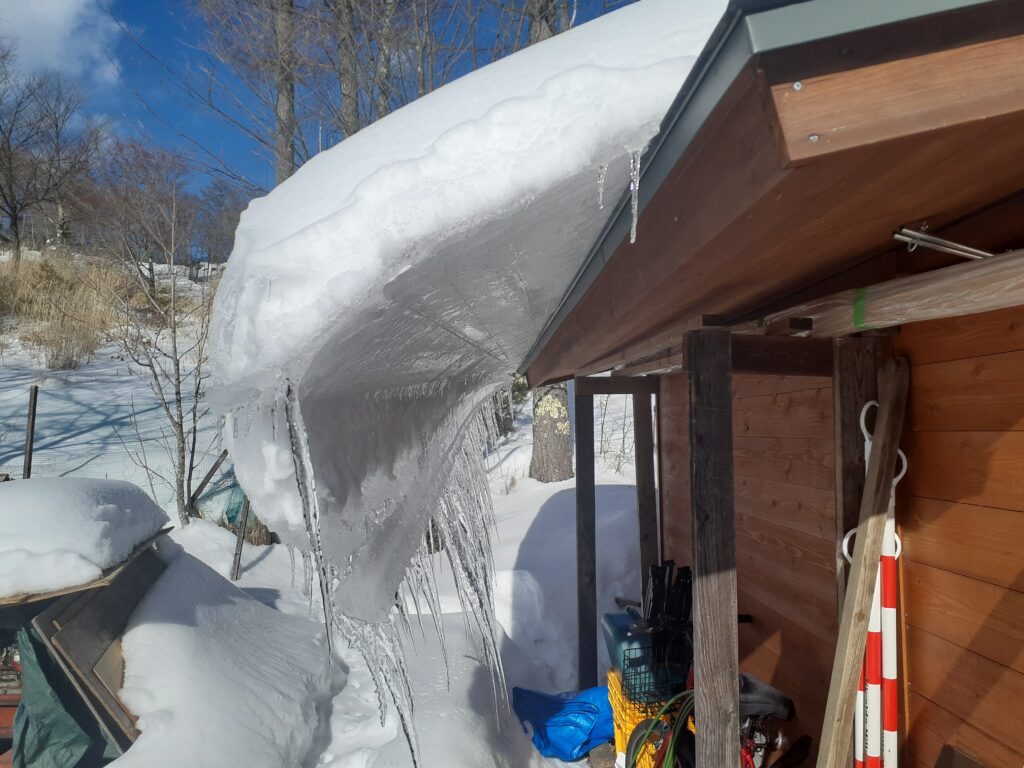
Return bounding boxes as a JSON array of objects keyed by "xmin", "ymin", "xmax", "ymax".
[{"xmin": 817, "ymin": 357, "xmax": 910, "ymax": 768}]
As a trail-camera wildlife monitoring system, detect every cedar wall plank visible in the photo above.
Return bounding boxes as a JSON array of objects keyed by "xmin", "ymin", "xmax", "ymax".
[
  {"xmin": 659, "ymin": 372, "xmax": 836, "ymax": 762},
  {"xmin": 908, "ymin": 349, "xmax": 1024, "ymax": 432},
  {"xmin": 734, "ymin": 387, "xmax": 834, "ymax": 440},
  {"xmin": 902, "ymin": 560, "xmax": 1024, "ymax": 674},
  {"xmin": 896, "ymin": 304, "xmax": 1024, "ymax": 765},
  {"xmin": 906, "ymin": 692, "xmax": 1024, "ymax": 768},
  {"xmin": 900, "ymin": 496, "xmax": 1024, "ymax": 592},
  {"xmin": 904, "ymin": 627, "xmax": 1024, "ymax": 754}
]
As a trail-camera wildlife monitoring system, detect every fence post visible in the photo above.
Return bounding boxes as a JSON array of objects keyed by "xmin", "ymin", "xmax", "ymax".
[{"xmin": 23, "ymin": 385, "xmax": 38, "ymax": 479}]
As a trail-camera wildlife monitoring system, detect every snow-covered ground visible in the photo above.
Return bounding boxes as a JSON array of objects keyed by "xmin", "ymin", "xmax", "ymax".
[
  {"xmin": 0, "ymin": 336, "xmax": 643, "ymax": 767},
  {"xmin": 0, "ymin": 339, "xmax": 221, "ymax": 513}
]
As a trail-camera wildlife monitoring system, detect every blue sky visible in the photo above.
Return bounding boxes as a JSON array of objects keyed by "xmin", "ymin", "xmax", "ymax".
[
  {"xmin": 0, "ymin": 0, "xmax": 278, "ymax": 190},
  {"xmin": 0, "ymin": 0, "xmax": 623, "ymax": 193}
]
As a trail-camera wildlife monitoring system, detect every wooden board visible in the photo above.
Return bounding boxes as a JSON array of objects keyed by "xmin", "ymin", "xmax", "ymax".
[
  {"xmin": 734, "ymin": 475, "xmax": 835, "ymax": 540},
  {"xmin": 733, "ymin": 387, "xmax": 834, "ymax": 441},
  {"xmin": 733, "ymin": 435, "xmax": 835, "ymax": 492},
  {"xmin": 899, "ymin": 496, "xmax": 1024, "ymax": 592},
  {"xmin": 50, "ymin": 548, "xmax": 164, "ymax": 740},
  {"xmin": 733, "ymin": 374, "xmax": 833, "ymax": 400},
  {"xmin": 904, "ymin": 627, "xmax": 1024, "ymax": 753},
  {"xmin": 906, "ymin": 691, "xmax": 1024, "ymax": 768},
  {"xmin": 902, "ymin": 430, "xmax": 1024, "ymax": 512},
  {"xmin": 771, "ymin": 33, "xmax": 1024, "ymax": 163},
  {"xmin": 893, "ymin": 304, "xmax": 1024, "ymax": 365},
  {"xmin": 0, "ymin": 527, "xmax": 171, "ymax": 607},
  {"xmin": 817, "ymin": 357, "xmax": 909, "ymax": 768},
  {"xmin": 632, "ymin": 393, "xmax": 659, "ymax": 579},
  {"xmin": 902, "ymin": 560, "xmax": 1024, "ymax": 674},
  {"xmin": 687, "ymin": 330, "xmax": 740, "ymax": 768},
  {"xmin": 574, "ymin": 392, "xmax": 597, "ymax": 690},
  {"xmin": 31, "ymin": 595, "xmax": 130, "ymax": 754},
  {"xmin": 906, "ymin": 348, "xmax": 1024, "ymax": 432}
]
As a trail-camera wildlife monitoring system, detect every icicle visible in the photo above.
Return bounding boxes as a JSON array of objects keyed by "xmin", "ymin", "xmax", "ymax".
[
  {"xmin": 335, "ymin": 612, "xmax": 421, "ymax": 767},
  {"xmin": 597, "ymin": 164, "xmax": 607, "ymax": 209},
  {"xmin": 629, "ymin": 150, "xmax": 641, "ymax": 244},
  {"xmin": 284, "ymin": 383, "xmax": 335, "ymax": 656},
  {"xmin": 288, "ymin": 545, "xmax": 296, "ymax": 589}
]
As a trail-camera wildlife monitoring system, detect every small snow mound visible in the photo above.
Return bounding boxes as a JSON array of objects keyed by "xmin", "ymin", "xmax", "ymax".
[
  {"xmin": 0, "ymin": 478, "xmax": 169, "ymax": 597},
  {"xmin": 114, "ymin": 551, "xmax": 335, "ymax": 768}
]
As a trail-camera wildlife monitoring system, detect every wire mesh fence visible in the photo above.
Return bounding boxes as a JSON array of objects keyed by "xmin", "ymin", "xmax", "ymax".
[{"xmin": 0, "ymin": 380, "xmax": 238, "ymax": 525}]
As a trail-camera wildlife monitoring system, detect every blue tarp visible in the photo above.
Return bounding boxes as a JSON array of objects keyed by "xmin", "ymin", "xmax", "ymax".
[{"xmin": 512, "ymin": 685, "xmax": 613, "ymax": 761}]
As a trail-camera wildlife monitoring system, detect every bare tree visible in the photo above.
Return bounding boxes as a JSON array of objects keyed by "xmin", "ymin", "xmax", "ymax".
[
  {"xmin": 0, "ymin": 49, "xmax": 100, "ymax": 267},
  {"xmin": 91, "ymin": 142, "xmax": 214, "ymax": 526}
]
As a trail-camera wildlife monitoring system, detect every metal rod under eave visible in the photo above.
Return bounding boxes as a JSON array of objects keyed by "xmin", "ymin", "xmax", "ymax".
[
  {"xmin": 23, "ymin": 385, "xmax": 38, "ymax": 479},
  {"xmin": 893, "ymin": 228, "xmax": 992, "ymax": 260}
]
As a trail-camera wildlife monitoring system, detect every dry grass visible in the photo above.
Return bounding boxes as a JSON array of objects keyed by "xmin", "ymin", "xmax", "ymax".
[{"xmin": 0, "ymin": 257, "xmax": 126, "ymax": 369}]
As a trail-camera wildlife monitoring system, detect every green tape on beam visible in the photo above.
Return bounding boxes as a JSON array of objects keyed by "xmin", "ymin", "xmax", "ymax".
[{"xmin": 852, "ymin": 287, "xmax": 868, "ymax": 329}]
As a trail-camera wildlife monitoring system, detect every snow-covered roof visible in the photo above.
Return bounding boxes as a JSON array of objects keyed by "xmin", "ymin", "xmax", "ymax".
[
  {"xmin": 209, "ymin": 0, "xmax": 725, "ymax": 625},
  {"xmin": 0, "ymin": 478, "xmax": 169, "ymax": 598}
]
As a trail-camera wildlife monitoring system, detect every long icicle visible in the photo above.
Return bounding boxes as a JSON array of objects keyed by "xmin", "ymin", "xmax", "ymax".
[{"xmin": 284, "ymin": 382, "xmax": 335, "ymax": 656}]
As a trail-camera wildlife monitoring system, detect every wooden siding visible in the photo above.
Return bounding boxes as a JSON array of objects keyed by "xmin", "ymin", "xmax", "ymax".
[
  {"xmin": 895, "ymin": 308, "xmax": 1024, "ymax": 767},
  {"xmin": 659, "ymin": 372, "xmax": 838, "ymax": 761}
]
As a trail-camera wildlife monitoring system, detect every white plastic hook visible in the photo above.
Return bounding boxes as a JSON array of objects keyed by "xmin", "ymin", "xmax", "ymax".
[{"xmin": 842, "ymin": 528, "xmax": 902, "ymax": 563}]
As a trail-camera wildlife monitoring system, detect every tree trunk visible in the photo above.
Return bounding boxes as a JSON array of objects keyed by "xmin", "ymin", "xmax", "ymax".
[
  {"xmin": 10, "ymin": 214, "xmax": 21, "ymax": 272},
  {"xmin": 527, "ymin": 0, "xmax": 558, "ymax": 44},
  {"xmin": 334, "ymin": 0, "xmax": 360, "ymax": 138},
  {"xmin": 529, "ymin": 382, "xmax": 574, "ymax": 482},
  {"xmin": 274, "ymin": 0, "xmax": 297, "ymax": 184}
]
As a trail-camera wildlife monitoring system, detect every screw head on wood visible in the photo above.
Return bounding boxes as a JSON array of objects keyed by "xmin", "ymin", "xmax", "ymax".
[
  {"xmin": 793, "ymin": 81, "xmax": 803, "ymax": 91},
  {"xmin": 809, "ymin": 133, "xmax": 821, "ymax": 142}
]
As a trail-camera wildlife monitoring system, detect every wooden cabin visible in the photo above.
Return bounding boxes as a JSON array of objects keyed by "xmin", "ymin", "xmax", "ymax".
[{"xmin": 520, "ymin": 1, "xmax": 1024, "ymax": 766}]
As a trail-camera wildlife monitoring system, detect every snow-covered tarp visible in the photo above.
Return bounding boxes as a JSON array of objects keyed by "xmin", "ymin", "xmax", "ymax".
[
  {"xmin": 0, "ymin": 478, "xmax": 169, "ymax": 598},
  {"xmin": 209, "ymin": 0, "xmax": 724, "ymax": 750},
  {"xmin": 114, "ymin": 545, "xmax": 335, "ymax": 768}
]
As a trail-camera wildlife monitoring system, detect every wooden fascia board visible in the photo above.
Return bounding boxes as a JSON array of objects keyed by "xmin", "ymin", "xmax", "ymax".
[{"xmin": 771, "ymin": 32, "xmax": 1024, "ymax": 164}]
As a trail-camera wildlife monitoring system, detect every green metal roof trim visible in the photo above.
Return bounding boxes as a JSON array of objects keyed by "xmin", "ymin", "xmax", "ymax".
[{"xmin": 518, "ymin": 0, "xmax": 1001, "ymax": 376}]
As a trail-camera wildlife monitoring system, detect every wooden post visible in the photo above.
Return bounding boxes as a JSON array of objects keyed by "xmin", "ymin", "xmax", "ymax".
[
  {"xmin": 687, "ymin": 330, "xmax": 739, "ymax": 768},
  {"xmin": 188, "ymin": 449, "xmax": 229, "ymax": 515},
  {"xmin": 632, "ymin": 389, "xmax": 659, "ymax": 580},
  {"xmin": 575, "ymin": 391, "xmax": 598, "ymax": 689},
  {"xmin": 817, "ymin": 358, "xmax": 910, "ymax": 768},
  {"xmin": 832, "ymin": 337, "xmax": 881, "ymax": 612},
  {"xmin": 230, "ymin": 497, "xmax": 251, "ymax": 581},
  {"xmin": 23, "ymin": 385, "xmax": 38, "ymax": 479}
]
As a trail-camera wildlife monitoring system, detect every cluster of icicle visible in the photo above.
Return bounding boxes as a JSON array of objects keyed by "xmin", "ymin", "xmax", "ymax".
[{"xmin": 283, "ymin": 382, "xmax": 507, "ymax": 767}]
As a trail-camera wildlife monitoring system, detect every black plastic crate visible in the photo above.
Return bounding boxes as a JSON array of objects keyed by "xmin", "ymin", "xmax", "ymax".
[{"xmin": 621, "ymin": 631, "xmax": 691, "ymax": 704}]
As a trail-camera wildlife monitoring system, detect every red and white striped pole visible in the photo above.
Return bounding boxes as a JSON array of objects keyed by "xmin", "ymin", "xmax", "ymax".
[
  {"xmin": 850, "ymin": 402, "xmax": 907, "ymax": 768},
  {"xmin": 865, "ymin": 566, "xmax": 883, "ymax": 768},
  {"xmin": 881, "ymin": 458, "xmax": 906, "ymax": 767}
]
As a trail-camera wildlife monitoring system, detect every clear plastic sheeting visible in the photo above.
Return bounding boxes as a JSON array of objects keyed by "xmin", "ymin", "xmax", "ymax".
[{"xmin": 208, "ymin": 0, "xmax": 725, "ymax": 755}]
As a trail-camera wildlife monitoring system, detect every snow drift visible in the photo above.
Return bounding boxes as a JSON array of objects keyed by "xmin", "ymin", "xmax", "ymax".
[
  {"xmin": 0, "ymin": 478, "xmax": 169, "ymax": 597},
  {"xmin": 114, "ymin": 549, "xmax": 335, "ymax": 768},
  {"xmin": 209, "ymin": 0, "xmax": 723, "ymax": 750}
]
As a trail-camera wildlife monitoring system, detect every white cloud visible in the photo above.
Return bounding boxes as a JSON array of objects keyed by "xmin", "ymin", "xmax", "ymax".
[{"xmin": 0, "ymin": 0, "xmax": 121, "ymax": 85}]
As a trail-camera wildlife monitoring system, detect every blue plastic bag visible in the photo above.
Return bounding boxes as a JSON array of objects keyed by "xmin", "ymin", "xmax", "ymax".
[{"xmin": 512, "ymin": 685, "xmax": 614, "ymax": 761}]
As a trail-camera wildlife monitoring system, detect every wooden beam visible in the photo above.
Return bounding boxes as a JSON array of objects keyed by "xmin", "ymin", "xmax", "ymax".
[
  {"xmin": 632, "ymin": 391, "xmax": 659, "ymax": 580},
  {"xmin": 772, "ymin": 33, "xmax": 1024, "ymax": 164},
  {"xmin": 831, "ymin": 337, "xmax": 882, "ymax": 614},
  {"xmin": 817, "ymin": 357, "xmax": 910, "ymax": 768},
  {"xmin": 760, "ymin": 248, "xmax": 1024, "ymax": 338},
  {"xmin": 687, "ymin": 330, "xmax": 739, "ymax": 768},
  {"xmin": 575, "ymin": 391, "xmax": 598, "ymax": 690},
  {"xmin": 608, "ymin": 335, "xmax": 834, "ymax": 378},
  {"xmin": 574, "ymin": 375, "xmax": 659, "ymax": 397}
]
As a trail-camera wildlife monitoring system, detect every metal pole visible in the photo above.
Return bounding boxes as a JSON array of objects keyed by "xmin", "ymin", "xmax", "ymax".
[
  {"xmin": 23, "ymin": 385, "xmax": 38, "ymax": 479},
  {"xmin": 230, "ymin": 497, "xmax": 251, "ymax": 581}
]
